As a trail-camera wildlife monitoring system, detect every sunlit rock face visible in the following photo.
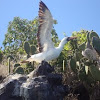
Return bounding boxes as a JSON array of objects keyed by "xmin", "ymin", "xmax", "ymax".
[{"xmin": 0, "ymin": 61, "xmax": 69, "ymax": 100}]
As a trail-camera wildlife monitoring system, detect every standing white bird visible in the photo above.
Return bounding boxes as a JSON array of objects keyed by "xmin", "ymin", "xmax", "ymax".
[{"xmin": 22, "ymin": 1, "xmax": 76, "ymax": 63}]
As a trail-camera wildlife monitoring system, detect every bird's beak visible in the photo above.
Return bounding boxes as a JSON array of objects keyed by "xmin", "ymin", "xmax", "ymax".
[{"xmin": 68, "ymin": 37, "xmax": 77, "ymax": 41}]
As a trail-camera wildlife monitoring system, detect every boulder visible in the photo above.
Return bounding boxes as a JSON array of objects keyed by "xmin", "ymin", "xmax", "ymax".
[{"xmin": 0, "ymin": 61, "xmax": 69, "ymax": 100}]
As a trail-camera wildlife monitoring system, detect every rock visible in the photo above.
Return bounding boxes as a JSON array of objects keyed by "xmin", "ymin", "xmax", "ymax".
[
  {"xmin": 28, "ymin": 61, "xmax": 54, "ymax": 79},
  {"xmin": 47, "ymin": 73, "xmax": 62, "ymax": 86},
  {"xmin": 74, "ymin": 83, "xmax": 90, "ymax": 100},
  {"xmin": 0, "ymin": 61, "xmax": 69, "ymax": 100}
]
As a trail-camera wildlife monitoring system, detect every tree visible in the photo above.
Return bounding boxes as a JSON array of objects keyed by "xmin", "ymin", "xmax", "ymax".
[{"xmin": 3, "ymin": 17, "xmax": 38, "ymax": 55}]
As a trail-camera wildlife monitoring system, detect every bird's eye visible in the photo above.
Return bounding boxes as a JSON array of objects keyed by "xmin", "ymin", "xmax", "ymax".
[{"xmin": 67, "ymin": 37, "xmax": 70, "ymax": 41}]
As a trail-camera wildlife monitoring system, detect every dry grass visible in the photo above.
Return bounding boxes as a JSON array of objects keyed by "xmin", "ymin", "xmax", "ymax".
[{"xmin": 0, "ymin": 64, "xmax": 8, "ymax": 77}]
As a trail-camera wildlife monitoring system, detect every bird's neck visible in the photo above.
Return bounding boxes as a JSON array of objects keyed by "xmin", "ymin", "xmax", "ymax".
[{"xmin": 57, "ymin": 39, "xmax": 67, "ymax": 52}]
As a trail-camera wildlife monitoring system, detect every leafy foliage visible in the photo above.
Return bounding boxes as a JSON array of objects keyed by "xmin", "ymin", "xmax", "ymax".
[{"xmin": 3, "ymin": 17, "xmax": 38, "ymax": 55}]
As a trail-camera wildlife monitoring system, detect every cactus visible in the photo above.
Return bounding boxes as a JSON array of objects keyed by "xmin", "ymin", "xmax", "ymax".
[
  {"xmin": 68, "ymin": 31, "xmax": 100, "ymax": 84},
  {"xmin": 85, "ymin": 65, "xmax": 89, "ymax": 75},
  {"xmin": 14, "ymin": 63, "xmax": 20, "ymax": 67},
  {"xmin": 24, "ymin": 42, "xmax": 37, "ymax": 70},
  {"xmin": 79, "ymin": 43, "xmax": 85, "ymax": 51},
  {"xmin": 30, "ymin": 45, "xmax": 36, "ymax": 55},
  {"xmin": 92, "ymin": 36, "xmax": 100, "ymax": 55},
  {"xmin": 7, "ymin": 55, "xmax": 14, "ymax": 60},
  {"xmin": 87, "ymin": 32, "xmax": 90, "ymax": 42},
  {"xmin": 70, "ymin": 39, "xmax": 78, "ymax": 50},
  {"xmin": 74, "ymin": 51, "xmax": 82, "ymax": 61},
  {"xmin": 24, "ymin": 67, "xmax": 33, "ymax": 74},
  {"xmin": 24, "ymin": 42, "xmax": 30, "ymax": 58},
  {"xmin": 85, "ymin": 71, "xmax": 95, "ymax": 84},
  {"xmin": 7, "ymin": 55, "xmax": 14, "ymax": 74},
  {"xmin": 0, "ymin": 50, "xmax": 3, "ymax": 63},
  {"xmin": 78, "ymin": 69, "xmax": 87, "ymax": 81},
  {"xmin": 24, "ymin": 42, "xmax": 37, "ymax": 58},
  {"xmin": 8, "ymin": 57, "xmax": 10, "ymax": 74},
  {"xmin": 89, "ymin": 31, "xmax": 99, "ymax": 41},
  {"xmin": 24, "ymin": 42, "xmax": 30, "ymax": 54},
  {"xmin": 69, "ymin": 57, "xmax": 77, "ymax": 73},
  {"xmin": 14, "ymin": 67, "xmax": 24, "ymax": 74},
  {"xmin": 63, "ymin": 60, "xmax": 65, "ymax": 71},
  {"xmin": 89, "ymin": 65, "xmax": 100, "ymax": 81}
]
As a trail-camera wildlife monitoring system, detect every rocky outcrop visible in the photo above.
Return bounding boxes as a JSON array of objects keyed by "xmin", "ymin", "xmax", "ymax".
[{"xmin": 0, "ymin": 61, "xmax": 69, "ymax": 100}]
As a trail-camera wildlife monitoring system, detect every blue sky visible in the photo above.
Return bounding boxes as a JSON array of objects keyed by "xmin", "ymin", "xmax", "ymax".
[{"xmin": 0, "ymin": 0, "xmax": 100, "ymax": 48}]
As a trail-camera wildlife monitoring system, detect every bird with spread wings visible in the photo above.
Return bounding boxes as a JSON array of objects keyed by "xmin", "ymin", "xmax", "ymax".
[{"xmin": 21, "ymin": 1, "xmax": 76, "ymax": 63}]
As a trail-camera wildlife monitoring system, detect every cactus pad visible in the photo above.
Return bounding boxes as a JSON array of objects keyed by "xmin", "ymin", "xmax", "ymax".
[
  {"xmin": 69, "ymin": 57, "xmax": 77, "ymax": 73},
  {"xmin": 24, "ymin": 42, "xmax": 30, "ymax": 54},
  {"xmin": 14, "ymin": 67, "xmax": 24, "ymax": 74},
  {"xmin": 89, "ymin": 31, "xmax": 99, "ymax": 40},
  {"xmin": 30, "ymin": 45, "xmax": 36, "ymax": 55},
  {"xmin": 92, "ymin": 36, "xmax": 100, "ymax": 55},
  {"xmin": 89, "ymin": 65, "xmax": 100, "ymax": 81}
]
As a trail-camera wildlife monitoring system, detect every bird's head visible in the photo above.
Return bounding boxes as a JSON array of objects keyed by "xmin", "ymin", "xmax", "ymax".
[
  {"xmin": 66, "ymin": 37, "xmax": 77, "ymax": 41},
  {"xmin": 61, "ymin": 36, "xmax": 77, "ymax": 46}
]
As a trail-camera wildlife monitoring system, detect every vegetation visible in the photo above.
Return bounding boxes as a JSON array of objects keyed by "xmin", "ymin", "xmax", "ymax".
[
  {"xmin": 1, "ymin": 16, "xmax": 100, "ymax": 99},
  {"xmin": 1, "ymin": 17, "xmax": 59, "ymax": 74},
  {"xmin": 63, "ymin": 31, "xmax": 100, "ymax": 100},
  {"xmin": 0, "ymin": 49, "xmax": 3, "ymax": 63}
]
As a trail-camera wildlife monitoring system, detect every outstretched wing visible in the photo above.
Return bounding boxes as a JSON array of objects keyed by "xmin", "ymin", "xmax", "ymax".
[{"xmin": 37, "ymin": 1, "xmax": 54, "ymax": 52}]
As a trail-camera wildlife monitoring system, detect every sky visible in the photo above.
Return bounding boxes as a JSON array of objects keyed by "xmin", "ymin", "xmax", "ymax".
[{"xmin": 0, "ymin": 0, "xmax": 100, "ymax": 48}]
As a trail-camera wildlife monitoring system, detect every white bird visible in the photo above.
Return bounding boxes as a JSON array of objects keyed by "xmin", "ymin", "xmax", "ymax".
[{"xmin": 22, "ymin": 1, "xmax": 76, "ymax": 63}]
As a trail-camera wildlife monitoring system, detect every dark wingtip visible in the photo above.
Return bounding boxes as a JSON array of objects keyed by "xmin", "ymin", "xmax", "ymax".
[
  {"xmin": 39, "ymin": 1, "xmax": 48, "ymax": 10},
  {"xmin": 37, "ymin": 0, "xmax": 48, "ymax": 53}
]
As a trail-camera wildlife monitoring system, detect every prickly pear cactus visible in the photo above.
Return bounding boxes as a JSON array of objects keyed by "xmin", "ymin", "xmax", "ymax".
[
  {"xmin": 92, "ymin": 36, "xmax": 100, "ymax": 55},
  {"xmin": 24, "ymin": 42, "xmax": 37, "ymax": 58},
  {"xmin": 0, "ymin": 50, "xmax": 3, "ymax": 63},
  {"xmin": 87, "ymin": 32, "xmax": 90, "ymax": 42},
  {"xmin": 7, "ymin": 55, "xmax": 14, "ymax": 74},
  {"xmin": 68, "ymin": 31, "xmax": 100, "ymax": 84},
  {"xmin": 89, "ymin": 65, "xmax": 100, "ymax": 81},
  {"xmin": 74, "ymin": 50, "xmax": 83, "ymax": 61},
  {"xmin": 8, "ymin": 57, "xmax": 10, "ymax": 74},
  {"xmin": 24, "ymin": 42, "xmax": 30, "ymax": 57},
  {"xmin": 78, "ymin": 68, "xmax": 87, "ymax": 81},
  {"xmin": 14, "ymin": 67, "xmax": 24, "ymax": 74},
  {"xmin": 23, "ymin": 42, "xmax": 36, "ymax": 72},
  {"xmin": 89, "ymin": 31, "xmax": 99, "ymax": 40},
  {"xmin": 7, "ymin": 55, "xmax": 14, "ymax": 60},
  {"xmin": 79, "ymin": 43, "xmax": 85, "ymax": 51},
  {"xmin": 14, "ymin": 63, "xmax": 20, "ymax": 67},
  {"xmin": 30, "ymin": 45, "xmax": 36, "ymax": 55},
  {"xmin": 69, "ymin": 57, "xmax": 77, "ymax": 73}
]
